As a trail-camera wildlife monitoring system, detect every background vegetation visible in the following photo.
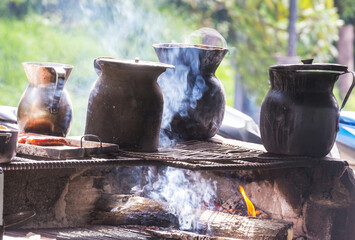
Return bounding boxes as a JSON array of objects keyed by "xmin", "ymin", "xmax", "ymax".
[{"xmin": 0, "ymin": 0, "xmax": 354, "ymax": 135}]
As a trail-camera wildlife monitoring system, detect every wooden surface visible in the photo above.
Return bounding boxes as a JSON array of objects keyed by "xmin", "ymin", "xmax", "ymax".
[
  {"xmin": 199, "ymin": 210, "xmax": 293, "ymax": 240},
  {"xmin": 92, "ymin": 194, "xmax": 179, "ymax": 227},
  {"xmin": 145, "ymin": 228, "xmax": 244, "ymax": 240},
  {"xmin": 5, "ymin": 226, "xmax": 151, "ymax": 240},
  {"xmin": 92, "ymin": 194, "xmax": 293, "ymax": 240},
  {"xmin": 17, "ymin": 138, "xmax": 119, "ymax": 160}
]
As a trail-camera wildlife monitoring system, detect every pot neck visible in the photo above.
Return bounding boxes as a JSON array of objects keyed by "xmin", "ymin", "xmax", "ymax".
[
  {"xmin": 99, "ymin": 65, "xmax": 163, "ymax": 83},
  {"xmin": 269, "ymin": 71, "xmax": 339, "ymax": 92},
  {"xmin": 23, "ymin": 62, "xmax": 72, "ymax": 86}
]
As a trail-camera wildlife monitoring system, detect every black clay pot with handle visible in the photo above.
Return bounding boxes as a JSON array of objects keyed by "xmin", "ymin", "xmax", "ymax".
[{"xmin": 260, "ymin": 59, "xmax": 355, "ymax": 157}]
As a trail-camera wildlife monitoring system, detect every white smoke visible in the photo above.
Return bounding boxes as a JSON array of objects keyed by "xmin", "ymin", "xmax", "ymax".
[
  {"xmin": 185, "ymin": 27, "xmax": 228, "ymax": 48},
  {"xmin": 156, "ymin": 45, "xmax": 209, "ymax": 145},
  {"xmin": 57, "ymin": 0, "xmax": 178, "ymax": 136},
  {"xmin": 155, "ymin": 28, "xmax": 228, "ymax": 145},
  {"xmin": 132, "ymin": 167, "xmax": 217, "ymax": 231}
]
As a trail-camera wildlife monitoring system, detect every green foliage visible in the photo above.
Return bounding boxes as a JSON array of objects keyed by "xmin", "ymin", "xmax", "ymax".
[
  {"xmin": 163, "ymin": 0, "xmax": 343, "ymax": 104},
  {"xmin": 215, "ymin": 59, "xmax": 235, "ymax": 107},
  {"xmin": 0, "ymin": 0, "xmax": 232, "ymax": 136},
  {"xmin": 298, "ymin": 3, "xmax": 343, "ymax": 61},
  {"xmin": 0, "ymin": 0, "xmax": 350, "ymax": 137},
  {"xmin": 335, "ymin": 0, "xmax": 355, "ymax": 24},
  {"xmin": 0, "ymin": 15, "xmax": 109, "ymax": 135}
]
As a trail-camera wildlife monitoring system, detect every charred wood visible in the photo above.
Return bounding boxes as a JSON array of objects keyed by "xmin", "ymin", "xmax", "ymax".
[
  {"xmin": 199, "ymin": 210, "xmax": 293, "ymax": 240},
  {"xmin": 145, "ymin": 228, "xmax": 243, "ymax": 240},
  {"xmin": 92, "ymin": 194, "xmax": 293, "ymax": 240},
  {"xmin": 92, "ymin": 194, "xmax": 179, "ymax": 228}
]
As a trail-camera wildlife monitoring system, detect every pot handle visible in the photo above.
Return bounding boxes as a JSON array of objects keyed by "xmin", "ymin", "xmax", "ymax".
[
  {"xmin": 94, "ymin": 59, "xmax": 102, "ymax": 76},
  {"xmin": 49, "ymin": 67, "xmax": 66, "ymax": 114},
  {"xmin": 80, "ymin": 134, "xmax": 103, "ymax": 154},
  {"xmin": 340, "ymin": 70, "xmax": 355, "ymax": 110}
]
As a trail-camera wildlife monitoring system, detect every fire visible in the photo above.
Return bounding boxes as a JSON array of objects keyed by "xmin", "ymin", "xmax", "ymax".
[{"xmin": 239, "ymin": 186, "xmax": 257, "ymax": 217}]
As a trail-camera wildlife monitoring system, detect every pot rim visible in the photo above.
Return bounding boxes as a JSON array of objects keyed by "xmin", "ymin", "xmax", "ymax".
[
  {"xmin": 269, "ymin": 62, "xmax": 348, "ymax": 73},
  {"xmin": 153, "ymin": 43, "xmax": 228, "ymax": 51},
  {"xmin": 22, "ymin": 62, "xmax": 74, "ymax": 70},
  {"xmin": 95, "ymin": 57, "xmax": 175, "ymax": 71}
]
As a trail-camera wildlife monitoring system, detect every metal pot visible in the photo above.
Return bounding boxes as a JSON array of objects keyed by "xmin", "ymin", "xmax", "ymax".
[
  {"xmin": 17, "ymin": 62, "xmax": 73, "ymax": 137},
  {"xmin": 260, "ymin": 59, "xmax": 355, "ymax": 157},
  {"xmin": 0, "ymin": 128, "xmax": 18, "ymax": 163}
]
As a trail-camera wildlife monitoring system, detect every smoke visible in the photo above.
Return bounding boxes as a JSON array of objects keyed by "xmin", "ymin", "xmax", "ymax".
[
  {"xmin": 132, "ymin": 167, "xmax": 217, "ymax": 231},
  {"xmin": 156, "ymin": 29, "xmax": 227, "ymax": 145},
  {"xmin": 185, "ymin": 27, "xmax": 228, "ymax": 48},
  {"xmin": 144, "ymin": 30, "xmax": 227, "ymax": 230},
  {"xmin": 157, "ymin": 46, "xmax": 207, "ymax": 145},
  {"xmin": 49, "ymin": 0, "xmax": 183, "ymax": 136},
  {"xmin": 77, "ymin": 1, "xmax": 166, "ymax": 60}
]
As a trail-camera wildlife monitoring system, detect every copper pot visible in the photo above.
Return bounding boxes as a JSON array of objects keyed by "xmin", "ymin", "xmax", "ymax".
[{"xmin": 17, "ymin": 62, "xmax": 73, "ymax": 137}]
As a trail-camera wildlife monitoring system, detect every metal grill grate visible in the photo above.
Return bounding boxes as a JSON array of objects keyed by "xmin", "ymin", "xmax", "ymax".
[
  {"xmin": 0, "ymin": 139, "xmax": 344, "ymax": 171},
  {"xmin": 118, "ymin": 140, "xmax": 336, "ymax": 170}
]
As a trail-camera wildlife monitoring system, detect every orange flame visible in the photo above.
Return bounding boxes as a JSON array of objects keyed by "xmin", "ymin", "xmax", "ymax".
[{"xmin": 239, "ymin": 186, "xmax": 256, "ymax": 217}]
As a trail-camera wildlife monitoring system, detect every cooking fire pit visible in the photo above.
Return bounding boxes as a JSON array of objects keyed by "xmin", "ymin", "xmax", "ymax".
[{"xmin": 0, "ymin": 137, "xmax": 354, "ymax": 240}]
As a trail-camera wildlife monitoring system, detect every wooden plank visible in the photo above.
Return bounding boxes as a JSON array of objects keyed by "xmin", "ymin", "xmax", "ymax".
[
  {"xmin": 145, "ymin": 228, "xmax": 244, "ymax": 240},
  {"xmin": 17, "ymin": 137, "xmax": 119, "ymax": 160},
  {"xmin": 5, "ymin": 226, "xmax": 151, "ymax": 240},
  {"xmin": 92, "ymin": 194, "xmax": 179, "ymax": 228},
  {"xmin": 199, "ymin": 210, "xmax": 293, "ymax": 240},
  {"xmin": 92, "ymin": 195, "xmax": 293, "ymax": 240}
]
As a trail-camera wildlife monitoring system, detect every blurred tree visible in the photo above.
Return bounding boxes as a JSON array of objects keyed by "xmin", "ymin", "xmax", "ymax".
[
  {"xmin": 0, "ymin": 0, "xmax": 200, "ymax": 135},
  {"xmin": 159, "ymin": 0, "xmax": 342, "ymax": 107},
  {"xmin": 334, "ymin": 0, "xmax": 355, "ymax": 101},
  {"xmin": 335, "ymin": 0, "xmax": 355, "ymax": 24},
  {"xmin": 288, "ymin": 0, "xmax": 298, "ymax": 57},
  {"xmin": 0, "ymin": 0, "xmax": 347, "ymax": 131}
]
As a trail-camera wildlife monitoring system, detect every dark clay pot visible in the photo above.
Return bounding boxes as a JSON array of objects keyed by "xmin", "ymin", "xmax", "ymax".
[
  {"xmin": 153, "ymin": 43, "xmax": 228, "ymax": 141},
  {"xmin": 260, "ymin": 59, "xmax": 355, "ymax": 157},
  {"xmin": 84, "ymin": 57, "xmax": 173, "ymax": 152}
]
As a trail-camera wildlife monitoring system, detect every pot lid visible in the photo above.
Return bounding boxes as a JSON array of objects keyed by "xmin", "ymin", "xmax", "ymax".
[
  {"xmin": 96, "ymin": 57, "xmax": 175, "ymax": 71},
  {"xmin": 153, "ymin": 43, "xmax": 228, "ymax": 51},
  {"xmin": 269, "ymin": 58, "xmax": 348, "ymax": 72}
]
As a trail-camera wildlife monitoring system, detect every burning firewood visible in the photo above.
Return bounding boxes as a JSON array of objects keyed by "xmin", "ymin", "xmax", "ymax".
[
  {"xmin": 91, "ymin": 194, "xmax": 179, "ymax": 228},
  {"xmin": 199, "ymin": 210, "xmax": 293, "ymax": 240},
  {"xmin": 145, "ymin": 228, "xmax": 244, "ymax": 240},
  {"xmin": 92, "ymin": 194, "xmax": 293, "ymax": 240}
]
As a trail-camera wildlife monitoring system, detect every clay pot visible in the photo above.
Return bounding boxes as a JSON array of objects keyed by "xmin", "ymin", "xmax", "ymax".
[
  {"xmin": 153, "ymin": 43, "xmax": 228, "ymax": 141},
  {"xmin": 84, "ymin": 57, "xmax": 173, "ymax": 152},
  {"xmin": 260, "ymin": 59, "xmax": 355, "ymax": 157}
]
